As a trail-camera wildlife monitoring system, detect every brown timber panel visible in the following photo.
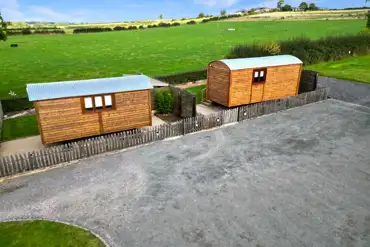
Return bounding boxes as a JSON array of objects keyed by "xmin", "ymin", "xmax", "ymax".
[
  {"xmin": 101, "ymin": 90, "xmax": 151, "ymax": 133},
  {"xmin": 263, "ymin": 64, "xmax": 301, "ymax": 101},
  {"xmin": 36, "ymin": 98, "xmax": 100, "ymax": 144},
  {"xmin": 207, "ymin": 61, "xmax": 230, "ymax": 106},
  {"xmin": 250, "ymin": 83, "xmax": 264, "ymax": 103},
  {"xmin": 229, "ymin": 69, "xmax": 252, "ymax": 107}
]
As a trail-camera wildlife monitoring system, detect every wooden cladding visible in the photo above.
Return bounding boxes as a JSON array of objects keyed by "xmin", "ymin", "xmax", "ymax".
[
  {"xmin": 35, "ymin": 89, "xmax": 152, "ymax": 144},
  {"xmin": 207, "ymin": 61, "xmax": 302, "ymax": 107}
]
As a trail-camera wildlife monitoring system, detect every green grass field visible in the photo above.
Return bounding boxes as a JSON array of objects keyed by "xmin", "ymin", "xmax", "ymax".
[
  {"xmin": 306, "ymin": 55, "xmax": 370, "ymax": 83},
  {"xmin": 1, "ymin": 115, "xmax": 39, "ymax": 141},
  {"xmin": 0, "ymin": 220, "xmax": 105, "ymax": 247},
  {"xmin": 0, "ymin": 20, "xmax": 366, "ymax": 98}
]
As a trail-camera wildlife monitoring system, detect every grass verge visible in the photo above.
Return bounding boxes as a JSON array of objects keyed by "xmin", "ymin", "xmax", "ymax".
[
  {"xmin": 1, "ymin": 115, "xmax": 39, "ymax": 141},
  {"xmin": 0, "ymin": 220, "xmax": 105, "ymax": 247},
  {"xmin": 305, "ymin": 55, "xmax": 370, "ymax": 83},
  {"xmin": 185, "ymin": 84, "xmax": 207, "ymax": 104}
]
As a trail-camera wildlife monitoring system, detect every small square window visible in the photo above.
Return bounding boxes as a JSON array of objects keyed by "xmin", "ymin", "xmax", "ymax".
[
  {"xmin": 94, "ymin": 96, "xmax": 103, "ymax": 110},
  {"xmin": 84, "ymin": 97, "xmax": 93, "ymax": 111},
  {"xmin": 104, "ymin": 95, "xmax": 113, "ymax": 108}
]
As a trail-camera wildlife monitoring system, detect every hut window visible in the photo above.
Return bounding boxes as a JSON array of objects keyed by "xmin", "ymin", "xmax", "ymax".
[
  {"xmin": 104, "ymin": 95, "xmax": 113, "ymax": 109},
  {"xmin": 253, "ymin": 68, "xmax": 267, "ymax": 83},
  {"xmin": 82, "ymin": 94, "xmax": 115, "ymax": 113},
  {"xmin": 84, "ymin": 97, "xmax": 93, "ymax": 111},
  {"xmin": 94, "ymin": 96, "xmax": 103, "ymax": 110}
]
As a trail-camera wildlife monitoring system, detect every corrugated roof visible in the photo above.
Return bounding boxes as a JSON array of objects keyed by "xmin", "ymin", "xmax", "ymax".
[
  {"xmin": 27, "ymin": 75, "xmax": 153, "ymax": 101},
  {"xmin": 219, "ymin": 55, "xmax": 302, "ymax": 70}
]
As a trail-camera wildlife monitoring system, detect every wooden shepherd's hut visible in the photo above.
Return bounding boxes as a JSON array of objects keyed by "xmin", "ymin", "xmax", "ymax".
[
  {"xmin": 206, "ymin": 55, "xmax": 303, "ymax": 107},
  {"xmin": 27, "ymin": 75, "xmax": 153, "ymax": 144}
]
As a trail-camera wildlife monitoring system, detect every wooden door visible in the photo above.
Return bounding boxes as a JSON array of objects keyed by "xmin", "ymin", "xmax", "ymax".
[{"xmin": 250, "ymin": 83, "xmax": 264, "ymax": 103}]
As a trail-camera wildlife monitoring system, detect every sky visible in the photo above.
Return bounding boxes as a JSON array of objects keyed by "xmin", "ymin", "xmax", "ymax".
[{"xmin": 0, "ymin": 0, "xmax": 369, "ymax": 23}]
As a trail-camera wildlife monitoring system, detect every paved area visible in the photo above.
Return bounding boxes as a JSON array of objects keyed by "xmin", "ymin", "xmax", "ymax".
[
  {"xmin": 151, "ymin": 114, "xmax": 166, "ymax": 126},
  {"xmin": 1, "ymin": 99, "xmax": 370, "ymax": 247},
  {"xmin": 196, "ymin": 103, "xmax": 226, "ymax": 116},
  {"xmin": 318, "ymin": 76, "xmax": 370, "ymax": 107},
  {"xmin": 0, "ymin": 136, "xmax": 44, "ymax": 156}
]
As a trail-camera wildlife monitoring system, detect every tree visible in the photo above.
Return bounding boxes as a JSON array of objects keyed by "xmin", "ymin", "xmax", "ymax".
[
  {"xmin": 308, "ymin": 3, "xmax": 318, "ymax": 10},
  {"xmin": 299, "ymin": 2, "xmax": 309, "ymax": 11},
  {"xmin": 159, "ymin": 14, "xmax": 163, "ymax": 19},
  {"xmin": 277, "ymin": 0, "xmax": 284, "ymax": 10},
  {"xmin": 281, "ymin": 4, "xmax": 293, "ymax": 11},
  {"xmin": 221, "ymin": 10, "xmax": 227, "ymax": 16},
  {"xmin": 198, "ymin": 12, "xmax": 205, "ymax": 18},
  {"xmin": 0, "ymin": 12, "xmax": 8, "ymax": 41}
]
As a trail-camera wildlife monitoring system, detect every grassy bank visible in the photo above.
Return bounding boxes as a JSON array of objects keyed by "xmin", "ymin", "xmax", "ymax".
[
  {"xmin": 0, "ymin": 19, "xmax": 365, "ymax": 98},
  {"xmin": 1, "ymin": 115, "xmax": 39, "ymax": 141},
  {"xmin": 0, "ymin": 220, "xmax": 105, "ymax": 247},
  {"xmin": 306, "ymin": 55, "xmax": 370, "ymax": 83}
]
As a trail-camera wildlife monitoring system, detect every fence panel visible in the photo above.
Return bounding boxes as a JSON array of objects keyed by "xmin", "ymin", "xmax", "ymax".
[
  {"xmin": 0, "ymin": 88, "xmax": 329, "ymax": 178},
  {"xmin": 222, "ymin": 108, "xmax": 238, "ymax": 124}
]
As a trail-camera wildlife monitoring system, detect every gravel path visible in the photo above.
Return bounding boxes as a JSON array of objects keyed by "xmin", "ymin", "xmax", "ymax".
[
  {"xmin": 1, "ymin": 99, "xmax": 370, "ymax": 247},
  {"xmin": 318, "ymin": 76, "xmax": 370, "ymax": 107}
]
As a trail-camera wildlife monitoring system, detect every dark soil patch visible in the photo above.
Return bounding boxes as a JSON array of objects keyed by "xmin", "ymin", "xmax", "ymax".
[{"xmin": 155, "ymin": 113, "xmax": 182, "ymax": 123}]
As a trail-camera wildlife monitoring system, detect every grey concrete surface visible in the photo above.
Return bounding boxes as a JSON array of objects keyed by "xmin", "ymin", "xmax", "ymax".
[
  {"xmin": 318, "ymin": 76, "xmax": 370, "ymax": 107},
  {"xmin": 1, "ymin": 99, "xmax": 370, "ymax": 247}
]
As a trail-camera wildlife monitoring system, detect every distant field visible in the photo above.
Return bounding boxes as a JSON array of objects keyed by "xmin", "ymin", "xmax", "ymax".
[
  {"xmin": 306, "ymin": 55, "xmax": 370, "ymax": 83},
  {"xmin": 0, "ymin": 19, "xmax": 366, "ymax": 98}
]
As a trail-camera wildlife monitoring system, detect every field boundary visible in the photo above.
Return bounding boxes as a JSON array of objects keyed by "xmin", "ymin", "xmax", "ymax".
[{"xmin": 0, "ymin": 88, "xmax": 329, "ymax": 179}]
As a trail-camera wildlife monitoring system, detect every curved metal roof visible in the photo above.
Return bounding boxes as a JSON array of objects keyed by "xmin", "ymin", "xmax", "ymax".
[
  {"xmin": 219, "ymin": 55, "xmax": 302, "ymax": 70},
  {"xmin": 27, "ymin": 75, "xmax": 153, "ymax": 101}
]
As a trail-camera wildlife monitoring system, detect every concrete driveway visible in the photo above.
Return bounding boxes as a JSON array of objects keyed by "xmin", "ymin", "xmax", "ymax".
[{"xmin": 1, "ymin": 99, "xmax": 370, "ymax": 247}]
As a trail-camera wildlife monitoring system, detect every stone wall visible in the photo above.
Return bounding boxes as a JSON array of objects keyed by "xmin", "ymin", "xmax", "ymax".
[
  {"xmin": 299, "ymin": 70, "xmax": 318, "ymax": 93},
  {"xmin": 180, "ymin": 90, "xmax": 196, "ymax": 118}
]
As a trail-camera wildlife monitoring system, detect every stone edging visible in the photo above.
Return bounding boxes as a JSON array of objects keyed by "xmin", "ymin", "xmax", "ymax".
[{"xmin": 0, "ymin": 217, "xmax": 114, "ymax": 247}]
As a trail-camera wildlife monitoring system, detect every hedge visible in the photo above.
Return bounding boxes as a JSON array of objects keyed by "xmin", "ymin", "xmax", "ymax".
[
  {"xmin": 1, "ymin": 97, "xmax": 34, "ymax": 114},
  {"xmin": 154, "ymin": 69, "xmax": 207, "ymax": 84},
  {"xmin": 228, "ymin": 34, "xmax": 370, "ymax": 65},
  {"xmin": 73, "ymin": 27, "xmax": 113, "ymax": 34},
  {"xmin": 201, "ymin": 14, "xmax": 242, "ymax": 23}
]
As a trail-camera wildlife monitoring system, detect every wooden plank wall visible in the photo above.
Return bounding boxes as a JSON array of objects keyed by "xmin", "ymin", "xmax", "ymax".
[
  {"xmin": 207, "ymin": 61, "xmax": 230, "ymax": 106},
  {"xmin": 101, "ymin": 90, "xmax": 151, "ymax": 134},
  {"xmin": 0, "ymin": 88, "xmax": 329, "ymax": 179},
  {"xmin": 229, "ymin": 64, "xmax": 302, "ymax": 107},
  {"xmin": 35, "ymin": 90, "xmax": 151, "ymax": 144}
]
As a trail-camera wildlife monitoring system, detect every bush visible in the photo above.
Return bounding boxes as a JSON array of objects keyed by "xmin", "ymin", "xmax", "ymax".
[
  {"xmin": 139, "ymin": 25, "xmax": 144, "ymax": 29},
  {"xmin": 127, "ymin": 26, "xmax": 137, "ymax": 30},
  {"xmin": 155, "ymin": 91, "xmax": 165, "ymax": 114},
  {"xmin": 171, "ymin": 22, "xmax": 181, "ymax": 26},
  {"xmin": 158, "ymin": 22, "xmax": 171, "ymax": 28},
  {"xmin": 367, "ymin": 12, "xmax": 370, "ymax": 29},
  {"xmin": 22, "ymin": 28, "xmax": 32, "ymax": 35},
  {"xmin": 73, "ymin": 27, "xmax": 113, "ymax": 34},
  {"xmin": 114, "ymin": 26, "xmax": 127, "ymax": 31},
  {"xmin": 162, "ymin": 91, "xmax": 173, "ymax": 114},
  {"xmin": 154, "ymin": 69, "xmax": 207, "ymax": 84},
  {"xmin": 227, "ymin": 34, "xmax": 370, "ymax": 65},
  {"xmin": 1, "ymin": 97, "xmax": 33, "ymax": 114},
  {"xmin": 187, "ymin": 20, "xmax": 197, "ymax": 25}
]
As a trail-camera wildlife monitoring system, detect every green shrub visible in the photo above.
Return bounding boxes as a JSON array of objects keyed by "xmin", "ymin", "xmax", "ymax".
[
  {"xmin": 172, "ymin": 22, "xmax": 181, "ymax": 26},
  {"xmin": 228, "ymin": 34, "xmax": 370, "ymax": 65},
  {"xmin": 154, "ymin": 69, "xmax": 207, "ymax": 84},
  {"xmin": 1, "ymin": 97, "xmax": 33, "ymax": 113},
  {"xmin": 21, "ymin": 28, "xmax": 32, "ymax": 35},
  {"xmin": 367, "ymin": 12, "xmax": 370, "ymax": 29},
  {"xmin": 139, "ymin": 25, "xmax": 144, "ymax": 29},
  {"xmin": 155, "ymin": 91, "xmax": 165, "ymax": 114},
  {"xmin": 163, "ymin": 91, "xmax": 173, "ymax": 114},
  {"xmin": 187, "ymin": 20, "xmax": 196, "ymax": 25}
]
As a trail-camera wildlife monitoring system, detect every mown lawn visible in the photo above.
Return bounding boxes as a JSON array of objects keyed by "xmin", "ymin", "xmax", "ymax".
[
  {"xmin": 0, "ymin": 19, "xmax": 365, "ymax": 98},
  {"xmin": 0, "ymin": 220, "xmax": 105, "ymax": 247},
  {"xmin": 306, "ymin": 55, "xmax": 370, "ymax": 83},
  {"xmin": 1, "ymin": 115, "xmax": 39, "ymax": 141},
  {"xmin": 185, "ymin": 84, "xmax": 207, "ymax": 104}
]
